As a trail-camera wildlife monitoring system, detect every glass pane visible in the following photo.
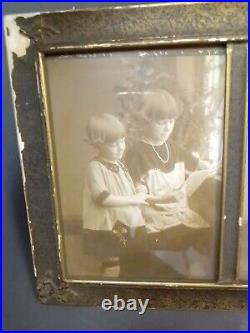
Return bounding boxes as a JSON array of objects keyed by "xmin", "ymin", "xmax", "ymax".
[{"xmin": 45, "ymin": 47, "xmax": 225, "ymax": 283}]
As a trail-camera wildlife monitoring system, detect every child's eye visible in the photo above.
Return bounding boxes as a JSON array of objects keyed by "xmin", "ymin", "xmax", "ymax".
[
  {"xmin": 108, "ymin": 138, "xmax": 125, "ymax": 148},
  {"xmin": 157, "ymin": 120, "xmax": 167, "ymax": 126},
  {"xmin": 158, "ymin": 119, "xmax": 174, "ymax": 126}
]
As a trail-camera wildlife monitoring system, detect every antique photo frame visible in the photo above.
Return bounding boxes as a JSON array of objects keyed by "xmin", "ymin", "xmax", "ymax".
[{"xmin": 4, "ymin": 2, "xmax": 248, "ymax": 309}]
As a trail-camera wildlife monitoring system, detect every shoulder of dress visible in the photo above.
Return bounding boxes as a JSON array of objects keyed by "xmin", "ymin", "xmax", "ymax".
[
  {"xmin": 87, "ymin": 160, "xmax": 106, "ymax": 172},
  {"xmin": 89, "ymin": 159, "xmax": 102, "ymax": 167}
]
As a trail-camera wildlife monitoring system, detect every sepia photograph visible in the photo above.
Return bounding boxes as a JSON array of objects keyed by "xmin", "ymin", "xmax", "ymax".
[
  {"xmin": 4, "ymin": 1, "xmax": 247, "ymax": 317},
  {"xmin": 4, "ymin": 2, "xmax": 247, "ymax": 322},
  {"xmin": 44, "ymin": 47, "xmax": 225, "ymax": 283}
]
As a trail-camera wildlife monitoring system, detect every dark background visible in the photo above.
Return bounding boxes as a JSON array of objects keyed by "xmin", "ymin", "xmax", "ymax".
[{"xmin": 2, "ymin": 2, "xmax": 248, "ymax": 331}]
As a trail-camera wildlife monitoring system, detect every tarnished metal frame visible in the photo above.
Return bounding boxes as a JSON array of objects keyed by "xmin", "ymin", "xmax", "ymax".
[{"xmin": 5, "ymin": 3, "xmax": 247, "ymax": 309}]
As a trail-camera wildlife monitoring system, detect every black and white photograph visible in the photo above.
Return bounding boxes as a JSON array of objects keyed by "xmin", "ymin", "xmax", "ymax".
[{"xmin": 45, "ymin": 47, "xmax": 225, "ymax": 282}]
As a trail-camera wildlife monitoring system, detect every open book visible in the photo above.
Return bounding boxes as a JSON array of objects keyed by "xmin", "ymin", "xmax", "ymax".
[{"xmin": 185, "ymin": 167, "xmax": 220, "ymax": 197}]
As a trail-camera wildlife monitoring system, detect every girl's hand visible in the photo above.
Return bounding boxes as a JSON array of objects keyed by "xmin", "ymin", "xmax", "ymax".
[
  {"xmin": 146, "ymin": 193, "xmax": 176, "ymax": 204},
  {"xmin": 146, "ymin": 195, "xmax": 162, "ymax": 205},
  {"xmin": 172, "ymin": 187, "xmax": 185, "ymax": 201},
  {"xmin": 198, "ymin": 159, "xmax": 211, "ymax": 170},
  {"xmin": 147, "ymin": 185, "xmax": 185, "ymax": 204},
  {"xmin": 132, "ymin": 193, "xmax": 149, "ymax": 205}
]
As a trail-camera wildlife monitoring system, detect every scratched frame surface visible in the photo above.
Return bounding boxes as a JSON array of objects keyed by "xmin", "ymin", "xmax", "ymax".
[{"xmin": 4, "ymin": 3, "xmax": 248, "ymax": 309}]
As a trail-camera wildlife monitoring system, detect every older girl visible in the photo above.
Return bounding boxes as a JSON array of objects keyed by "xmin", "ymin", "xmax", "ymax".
[{"xmin": 126, "ymin": 90, "xmax": 213, "ymax": 278}]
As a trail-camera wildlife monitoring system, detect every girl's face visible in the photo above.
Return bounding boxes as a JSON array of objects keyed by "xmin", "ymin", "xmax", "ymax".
[
  {"xmin": 99, "ymin": 137, "xmax": 126, "ymax": 161},
  {"xmin": 146, "ymin": 118, "xmax": 175, "ymax": 143}
]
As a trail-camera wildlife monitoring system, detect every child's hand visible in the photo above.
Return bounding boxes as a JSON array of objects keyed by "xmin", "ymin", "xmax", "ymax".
[
  {"xmin": 146, "ymin": 195, "xmax": 162, "ymax": 205},
  {"xmin": 198, "ymin": 160, "xmax": 222, "ymax": 177},
  {"xmin": 146, "ymin": 193, "xmax": 177, "ymax": 204},
  {"xmin": 147, "ymin": 185, "xmax": 185, "ymax": 204},
  {"xmin": 172, "ymin": 187, "xmax": 185, "ymax": 201},
  {"xmin": 132, "ymin": 193, "xmax": 149, "ymax": 205},
  {"xmin": 198, "ymin": 159, "xmax": 211, "ymax": 170}
]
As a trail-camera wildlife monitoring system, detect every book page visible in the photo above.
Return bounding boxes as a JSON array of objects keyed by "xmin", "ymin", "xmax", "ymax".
[{"xmin": 186, "ymin": 167, "xmax": 218, "ymax": 197}]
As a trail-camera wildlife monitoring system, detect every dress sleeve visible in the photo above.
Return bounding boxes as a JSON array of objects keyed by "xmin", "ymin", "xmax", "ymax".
[{"xmin": 86, "ymin": 161, "xmax": 110, "ymax": 204}]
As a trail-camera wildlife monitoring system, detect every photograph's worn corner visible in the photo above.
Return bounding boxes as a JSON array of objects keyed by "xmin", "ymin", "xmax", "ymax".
[{"xmin": 4, "ymin": 2, "xmax": 248, "ymax": 311}]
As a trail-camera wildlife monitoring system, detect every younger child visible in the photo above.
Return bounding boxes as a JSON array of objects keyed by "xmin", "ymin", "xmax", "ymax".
[{"xmin": 82, "ymin": 113, "xmax": 147, "ymax": 278}]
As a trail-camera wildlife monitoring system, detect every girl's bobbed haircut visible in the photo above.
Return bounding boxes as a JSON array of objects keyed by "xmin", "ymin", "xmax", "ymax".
[
  {"xmin": 140, "ymin": 90, "xmax": 179, "ymax": 122},
  {"xmin": 86, "ymin": 113, "xmax": 126, "ymax": 146}
]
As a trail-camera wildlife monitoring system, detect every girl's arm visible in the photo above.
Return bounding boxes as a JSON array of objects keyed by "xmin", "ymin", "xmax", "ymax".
[
  {"xmin": 147, "ymin": 187, "xmax": 185, "ymax": 205},
  {"xmin": 102, "ymin": 192, "xmax": 148, "ymax": 207},
  {"xmin": 87, "ymin": 162, "xmax": 148, "ymax": 207},
  {"xmin": 197, "ymin": 159, "xmax": 212, "ymax": 170},
  {"xmin": 147, "ymin": 192, "xmax": 177, "ymax": 204},
  {"xmin": 197, "ymin": 159, "xmax": 222, "ymax": 172},
  {"xmin": 135, "ymin": 183, "xmax": 148, "ymax": 194},
  {"xmin": 134, "ymin": 177, "xmax": 184, "ymax": 205}
]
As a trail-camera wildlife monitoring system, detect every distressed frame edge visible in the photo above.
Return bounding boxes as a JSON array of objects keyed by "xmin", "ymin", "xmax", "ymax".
[
  {"xmin": 4, "ymin": 4, "xmax": 248, "ymax": 308},
  {"xmin": 38, "ymin": 42, "xmax": 247, "ymax": 291},
  {"xmin": 4, "ymin": 14, "xmax": 38, "ymax": 280}
]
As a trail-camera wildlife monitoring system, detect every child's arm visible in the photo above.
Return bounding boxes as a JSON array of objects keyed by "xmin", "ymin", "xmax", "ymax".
[
  {"xmin": 197, "ymin": 159, "xmax": 222, "ymax": 173},
  {"xmin": 134, "ymin": 176, "xmax": 184, "ymax": 205},
  {"xmin": 146, "ymin": 185, "xmax": 185, "ymax": 205},
  {"xmin": 87, "ymin": 162, "xmax": 148, "ymax": 207},
  {"xmin": 102, "ymin": 192, "xmax": 148, "ymax": 207},
  {"xmin": 135, "ymin": 182, "xmax": 148, "ymax": 194}
]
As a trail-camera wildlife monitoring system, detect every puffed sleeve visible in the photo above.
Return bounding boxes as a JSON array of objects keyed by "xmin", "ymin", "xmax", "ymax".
[{"xmin": 86, "ymin": 161, "xmax": 110, "ymax": 204}]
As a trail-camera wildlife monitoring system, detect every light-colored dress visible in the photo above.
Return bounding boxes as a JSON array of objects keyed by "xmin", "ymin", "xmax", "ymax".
[
  {"xmin": 126, "ymin": 140, "xmax": 209, "ymax": 234},
  {"xmin": 82, "ymin": 159, "xmax": 145, "ymax": 231},
  {"xmin": 125, "ymin": 140, "xmax": 212, "ymax": 278}
]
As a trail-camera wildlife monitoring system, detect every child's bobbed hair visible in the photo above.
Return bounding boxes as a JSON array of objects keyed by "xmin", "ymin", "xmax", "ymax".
[{"xmin": 86, "ymin": 113, "xmax": 125, "ymax": 146}]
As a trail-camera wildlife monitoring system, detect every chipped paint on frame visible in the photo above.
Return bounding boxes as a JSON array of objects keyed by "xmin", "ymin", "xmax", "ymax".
[{"xmin": 4, "ymin": 2, "xmax": 248, "ymax": 309}]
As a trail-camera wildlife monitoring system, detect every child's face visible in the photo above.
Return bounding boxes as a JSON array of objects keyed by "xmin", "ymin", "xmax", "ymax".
[
  {"xmin": 147, "ymin": 118, "xmax": 175, "ymax": 143},
  {"xmin": 100, "ymin": 137, "xmax": 126, "ymax": 161}
]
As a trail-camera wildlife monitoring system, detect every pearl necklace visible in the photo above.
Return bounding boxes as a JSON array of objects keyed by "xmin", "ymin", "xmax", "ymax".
[{"xmin": 151, "ymin": 141, "xmax": 170, "ymax": 164}]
